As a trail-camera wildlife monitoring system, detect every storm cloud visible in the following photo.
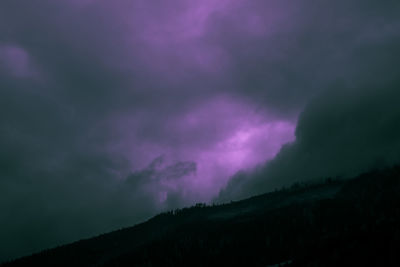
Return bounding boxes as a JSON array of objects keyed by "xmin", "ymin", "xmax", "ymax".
[
  {"xmin": 219, "ymin": 84, "xmax": 400, "ymax": 201},
  {"xmin": 1, "ymin": 0, "xmax": 400, "ymax": 261}
]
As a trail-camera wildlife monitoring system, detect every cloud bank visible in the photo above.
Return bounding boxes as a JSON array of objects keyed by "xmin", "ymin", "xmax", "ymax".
[
  {"xmin": 219, "ymin": 85, "xmax": 400, "ymax": 201},
  {"xmin": 1, "ymin": 0, "xmax": 400, "ymax": 261}
]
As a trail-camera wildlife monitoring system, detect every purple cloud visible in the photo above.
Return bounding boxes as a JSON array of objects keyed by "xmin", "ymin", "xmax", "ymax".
[{"xmin": 1, "ymin": 0, "xmax": 400, "ymax": 262}]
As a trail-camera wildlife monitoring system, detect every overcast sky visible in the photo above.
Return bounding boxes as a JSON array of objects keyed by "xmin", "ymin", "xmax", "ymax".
[{"xmin": 1, "ymin": 0, "xmax": 400, "ymax": 261}]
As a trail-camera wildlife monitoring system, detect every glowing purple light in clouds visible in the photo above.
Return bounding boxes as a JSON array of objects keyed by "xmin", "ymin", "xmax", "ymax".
[
  {"xmin": 111, "ymin": 95, "xmax": 295, "ymax": 204},
  {"xmin": 173, "ymin": 96, "xmax": 295, "ymax": 197},
  {"xmin": 1, "ymin": 0, "xmax": 297, "ymax": 205},
  {"xmin": 76, "ymin": 0, "xmax": 298, "ymax": 205}
]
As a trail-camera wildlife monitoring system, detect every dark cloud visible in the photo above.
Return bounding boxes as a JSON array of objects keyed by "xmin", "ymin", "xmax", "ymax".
[
  {"xmin": 205, "ymin": 0, "xmax": 400, "ymax": 116},
  {"xmin": 1, "ymin": 0, "xmax": 400, "ymax": 262},
  {"xmin": 216, "ymin": 0, "xmax": 400, "ymax": 201},
  {"xmin": 219, "ymin": 82, "xmax": 400, "ymax": 201},
  {"xmin": 126, "ymin": 155, "xmax": 196, "ymax": 186}
]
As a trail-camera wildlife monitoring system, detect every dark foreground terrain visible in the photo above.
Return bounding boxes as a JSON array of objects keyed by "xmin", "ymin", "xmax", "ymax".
[{"xmin": 3, "ymin": 166, "xmax": 400, "ymax": 266}]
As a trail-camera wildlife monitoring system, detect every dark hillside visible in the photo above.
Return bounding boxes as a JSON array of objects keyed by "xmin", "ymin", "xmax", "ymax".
[{"xmin": 3, "ymin": 166, "xmax": 400, "ymax": 266}]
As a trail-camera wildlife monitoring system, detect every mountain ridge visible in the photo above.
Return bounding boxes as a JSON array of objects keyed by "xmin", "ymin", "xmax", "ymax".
[{"xmin": 3, "ymin": 166, "xmax": 400, "ymax": 266}]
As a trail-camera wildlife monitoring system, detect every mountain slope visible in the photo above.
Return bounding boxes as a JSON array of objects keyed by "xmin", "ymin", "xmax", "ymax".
[{"xmin": 3, "ymin": 166, "xmax": 400, "ymax": 266}]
